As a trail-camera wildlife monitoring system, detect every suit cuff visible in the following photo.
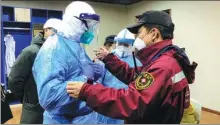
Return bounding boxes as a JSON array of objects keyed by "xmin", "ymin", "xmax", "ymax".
[
  {"xmin": 102, "ymin": 53, "xmax": 115, "ymax": 63},
  {"xmin": 79, "ymin": 83, "xmax": 91, "ymax": 101}
]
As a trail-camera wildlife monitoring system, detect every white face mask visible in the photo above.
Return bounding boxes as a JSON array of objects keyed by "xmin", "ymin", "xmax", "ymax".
[
  {"xmin": 133, "ymin": 37, "xmax": 146, "ymax": 50},
  {"xmin": 133, "ymin": 30, "xmax": 154, "ymax": 51}
]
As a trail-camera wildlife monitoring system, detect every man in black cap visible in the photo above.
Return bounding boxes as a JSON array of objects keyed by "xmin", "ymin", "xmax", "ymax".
[
  {"xmin": 66, "ymin": 10, "xmax": 197, "ymax": 124},
  {"xmin": 103, "ymin": 35, "xmax": 116, "ymax": 52}
]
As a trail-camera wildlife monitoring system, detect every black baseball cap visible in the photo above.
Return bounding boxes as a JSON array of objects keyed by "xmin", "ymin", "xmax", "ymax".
[
  {"xmin": 135, "ymin": 14, "xmax": 142, "ymax": 19},
  {"xmin": 135, "ymin": 11, "xmax": 152, "ymax": 20},
  {"xmin": 104, "ymin": 35, "xmax": 116, "ymax": 45},
  {"xmin": 128, "ymin": 10, "xmax": 174, "ymax": 34}
]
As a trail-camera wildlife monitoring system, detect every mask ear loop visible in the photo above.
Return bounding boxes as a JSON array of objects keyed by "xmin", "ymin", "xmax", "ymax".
[{"xmin": 143, "ymin": 29, "xmax": 155, "ymax": 45}]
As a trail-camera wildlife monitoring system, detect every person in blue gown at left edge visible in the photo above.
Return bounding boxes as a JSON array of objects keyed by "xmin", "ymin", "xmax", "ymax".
[{"xmin": 32, "ymin": 1, "xmax": 103, "ymax": 124}]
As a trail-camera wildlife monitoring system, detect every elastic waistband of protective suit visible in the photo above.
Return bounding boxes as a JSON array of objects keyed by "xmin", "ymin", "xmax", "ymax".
[{"xmin": 46, "ymin": 107, "xmax": 93, "ymax": 119}]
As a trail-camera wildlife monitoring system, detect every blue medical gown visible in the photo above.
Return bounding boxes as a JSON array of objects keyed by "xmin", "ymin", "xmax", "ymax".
[
  {"xmin": 32, "ymin": 34, "xmax": 99, "ymax": 124},
  {"xmin": 96, "ymin": 53, "xmax": 142, "ymax": 124}
]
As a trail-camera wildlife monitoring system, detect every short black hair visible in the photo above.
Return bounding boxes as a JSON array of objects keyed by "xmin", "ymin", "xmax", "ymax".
[
  {"xmin": 104, "ymin": 35, "xmax": 116, "ymax": 46},
  {"xmin": 144, "ymin": 24, "xmax": 174, "ymax": 40}
]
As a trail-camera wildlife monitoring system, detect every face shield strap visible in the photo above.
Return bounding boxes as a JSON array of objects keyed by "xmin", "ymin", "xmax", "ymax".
[
  {"xmin": 74, "ymin": 13, "xmax": 100, "ymax": 32},
  {"xmin": 49, "ymin": 27, "xmax": 57, "ymax": 33},
  {"xmin": 115, "ymin": 38, "xmax": 134, "ymax": 45},
  {"xmin": 74, "ymin": 16, "xmax": 89, "ymax": 29},
  {"xmin": 79, "ymin": 13, "xmax": 100, "ymax": 31},
  {"xmin": 79, "ymin": 13, "xmax": 100, "ymax": 22}
]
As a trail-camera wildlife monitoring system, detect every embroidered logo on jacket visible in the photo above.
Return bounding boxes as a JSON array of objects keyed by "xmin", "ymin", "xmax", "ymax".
[{"xmin": 135, "ymin": 72, "xmax": 154, "ymax": 90}]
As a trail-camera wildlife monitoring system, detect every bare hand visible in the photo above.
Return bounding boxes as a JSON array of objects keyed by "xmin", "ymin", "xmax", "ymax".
[
  {"xmin": 93, "ymin": 47, "xmax": 110, "ymax": 60},
  {"xmin": 66, "ymin": 81, "xmax": 84, "ymax": 98}
]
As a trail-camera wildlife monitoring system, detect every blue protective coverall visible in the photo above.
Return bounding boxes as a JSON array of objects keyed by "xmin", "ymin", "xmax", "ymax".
[
  {"xmin": 96, "ymin": 52, "xmax": 142, "ymax": 124},
  {"xmin": 32, "ymin": 33, "xmax": 101, "ymax": 124}
]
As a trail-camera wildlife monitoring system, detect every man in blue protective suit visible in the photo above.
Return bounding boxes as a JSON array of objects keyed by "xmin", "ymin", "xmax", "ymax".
[
  {"xmin": 32, "ymin": 1, "xmax": 103, "ymax": 124},
  {"xmin": 96, "ymin": 29, "xmax": 142, "ymax": 124}
]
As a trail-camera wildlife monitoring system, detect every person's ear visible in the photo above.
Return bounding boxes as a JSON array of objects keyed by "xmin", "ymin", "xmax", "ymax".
[{"xmin": 151, "ymin": 28, "xmax": 158, "ymax": 41}]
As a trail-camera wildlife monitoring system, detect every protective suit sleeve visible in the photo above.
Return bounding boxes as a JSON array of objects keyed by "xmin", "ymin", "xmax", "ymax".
[
  {"xmin": 81, "ymin": 52, "xmax": 103, "ymax": 82},
  {"xmin": 102, "ymin": 54, "xmax": 143, "ymax": 84},
  {"xmin": 8, "ymin": 49, "xmax": 34, "ymax": 98},
  {"xmin": 32, "ymin": 50, "xmax": 76, "ymax": 111},
  {"xmin": 94, "ymin": 62, "xmax": 106, "ymax": 83},
  {"xmin": 89, "ymin": 62, "xmax": 104, "ymax": 81}
]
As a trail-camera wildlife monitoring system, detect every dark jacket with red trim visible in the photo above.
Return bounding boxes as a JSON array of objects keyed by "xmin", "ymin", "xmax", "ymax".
[{"xmin": 79, "ymin": 40, "xmax": 196, "ymax": 124}]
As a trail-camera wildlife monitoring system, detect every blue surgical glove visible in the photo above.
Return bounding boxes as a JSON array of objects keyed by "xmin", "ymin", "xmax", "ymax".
[
  {"xmin": 81, "ymin": 63, "xmax": 94, "ymax": 81},
  {"xmin": 89, "ymin": 62, "xmax": 104, "ymax": 81}
]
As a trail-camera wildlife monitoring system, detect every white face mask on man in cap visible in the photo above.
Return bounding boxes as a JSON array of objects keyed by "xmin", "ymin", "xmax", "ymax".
[
  {"xmin": 133, "ymin": 26, "xmax": 157, "ymax": 51},
  {"xmin": 133, "ymin": 30, "xmax": 155, "ymax": 50},
  {"xmin": 133, "ymin": 37, "xmax": 146, "ymax": 51}
]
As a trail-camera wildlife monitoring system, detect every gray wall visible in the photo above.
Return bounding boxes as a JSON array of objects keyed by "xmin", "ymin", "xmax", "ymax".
[
  {"xmin": 2, "ymin": 0, "xmax": 220, "ymax": 111},
  {"xmin": 1, "ymin": 1, "xmax": 129, "ymax": 59}
]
